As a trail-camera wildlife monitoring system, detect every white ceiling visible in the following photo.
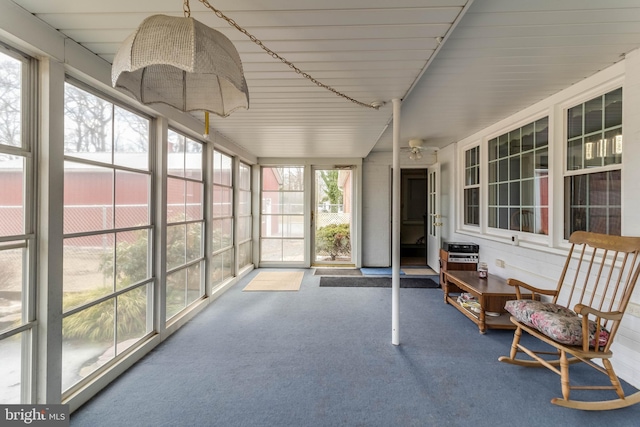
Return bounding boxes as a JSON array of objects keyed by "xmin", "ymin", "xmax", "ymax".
[{"xmin": 10, "ymin": 0, "xmax": 640, "ymax": 158}]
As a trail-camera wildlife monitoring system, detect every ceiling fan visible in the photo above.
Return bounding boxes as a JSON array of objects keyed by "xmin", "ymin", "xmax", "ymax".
[{"xmin": 402, "ymin": 138, "xmax": 436, "ymax": 160}]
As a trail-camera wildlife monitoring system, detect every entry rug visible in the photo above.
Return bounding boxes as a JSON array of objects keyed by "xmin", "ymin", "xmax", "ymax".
[
  {"xmin": 360, "ymin": 267, "xmax": 405, "ymax": 276},
  {"xmin": 243, "ymin": 271, "xmax": 304, "ymax": 291},
  {"xmin": 319, "ymin": 276, "xmax": 439, "ymax": 288}
]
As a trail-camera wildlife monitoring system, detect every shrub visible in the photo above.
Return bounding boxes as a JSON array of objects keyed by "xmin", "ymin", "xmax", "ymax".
[{"xmin": 315, "ymin": 223, "xmax": 350, "ymax": 260}]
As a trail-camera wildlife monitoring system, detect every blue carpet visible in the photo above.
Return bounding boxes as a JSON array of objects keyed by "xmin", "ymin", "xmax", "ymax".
[
  {"xmin": 71, "ymin": 269, "xmax": 640, "ymax": 427},
  {"xmin": 360, "ymin": 267, "xmax": 405, "ymax": 276}
]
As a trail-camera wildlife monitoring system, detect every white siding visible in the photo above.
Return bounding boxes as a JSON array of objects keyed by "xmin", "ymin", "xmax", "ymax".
[{"xmin": 437, "ymin": 52, "xmax": 640, "ymax": 388}]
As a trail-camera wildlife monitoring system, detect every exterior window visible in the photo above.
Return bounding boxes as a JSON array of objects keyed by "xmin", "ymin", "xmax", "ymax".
[
  {"xmin": 488, "ymin": 118, "xmax": 549, "ymax": 234},
  {"xmin": 166, "ymin": 130, "xmax": 204, "ymax": 322},
  {"xmin": 0, "ymin": 45, "xmax": 34, "ymax": 403},
  {"xmin": 260, "ymin": 166, "xmax": 305, "ymax": 262},
  {"xmin": 211, "ymin": 150, "xmax": 234, "ymax": 286},
  {"xmin": 238, "ymin": 162, "xmax": 252, "ymax": 269},
  {"xmin": 463, "ymin": 146, "xmax": 479, "ymax": 226},
  {"xmin": 565, "ymin": 88, "xmax": 622, "ymax": 237},
  {"xmin": 62, "ymin": 82, "xmax": 153, "ymax": 393}
]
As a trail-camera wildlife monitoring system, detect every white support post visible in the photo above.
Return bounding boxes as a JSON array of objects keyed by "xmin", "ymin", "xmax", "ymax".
[{"xmin": 392, "ymin": 98, "xmax": 401, "ymax": 346}]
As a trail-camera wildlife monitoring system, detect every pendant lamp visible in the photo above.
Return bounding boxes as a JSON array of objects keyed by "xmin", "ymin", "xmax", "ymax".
[{"xmin": 111, "ymin": 14, "xmax": 249, "ymax": 119}]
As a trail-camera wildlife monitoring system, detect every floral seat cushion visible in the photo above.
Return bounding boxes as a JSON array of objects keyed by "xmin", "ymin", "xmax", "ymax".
[{"xmin": 505, "ymin": 300, "xmax": 609, "ymax": 347}]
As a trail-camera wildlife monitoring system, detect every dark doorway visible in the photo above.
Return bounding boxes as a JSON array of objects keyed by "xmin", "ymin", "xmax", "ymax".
[{"xmin": 400, "ymin": 169, "xmax": 427, "ymax": 266}]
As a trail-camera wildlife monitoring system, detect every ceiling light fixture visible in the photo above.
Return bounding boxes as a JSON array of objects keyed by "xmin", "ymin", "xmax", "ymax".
[
  {"xmin": 111, "ymin": 4, "xmax": 249, "ymax": 138},
  {"xmin": 408, "ymin": 138, "xmax": 424, "ymax": 160}
]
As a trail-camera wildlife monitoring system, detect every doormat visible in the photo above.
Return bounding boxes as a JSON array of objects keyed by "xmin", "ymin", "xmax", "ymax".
[
  {"xmin": 314, "ymin": 268, "xmax": 362, "ymax": 276},
  {"xmin": 319, "ymin": 276, "xmax": 439, "ymax": 288},
  {"xmin": 360, "ymin": 267, "xmax": 405, "ymax": 276},
  {"xmin": 402, "ymin": 268, "xmax": 437, "ymax": 276},
  {"xmin": 243, "ymin": 271, "xmax": 304, "ymax": 292}
]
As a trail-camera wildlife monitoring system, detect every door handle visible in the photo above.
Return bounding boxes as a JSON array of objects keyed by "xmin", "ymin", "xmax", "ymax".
[{"xmin": 433, "ymin": 222, "xmax": 443, "ymax": 227}]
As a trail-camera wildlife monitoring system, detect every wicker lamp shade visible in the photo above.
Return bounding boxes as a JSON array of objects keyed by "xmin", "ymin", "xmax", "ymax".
[{"xmin": 112, "ymin": 14, "xmax": 249, "ymax": 117}]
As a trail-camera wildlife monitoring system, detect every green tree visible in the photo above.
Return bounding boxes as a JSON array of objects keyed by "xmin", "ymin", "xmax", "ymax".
[{"xmin": 320, "ymin": 170, "xmax": 342, "ymax": 213}]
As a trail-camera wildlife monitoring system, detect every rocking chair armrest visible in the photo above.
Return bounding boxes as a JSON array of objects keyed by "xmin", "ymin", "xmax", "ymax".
[
  {"xmin": 506, "ymin": 278, "xmax": 558, "ymax": 300},
  {"xmin": 574, "ymin": 304, "xmax": 624, "ymax": 322},
  {"xmin": 574, "ymin": 304, "xmax": 622, "ymax": 351}
]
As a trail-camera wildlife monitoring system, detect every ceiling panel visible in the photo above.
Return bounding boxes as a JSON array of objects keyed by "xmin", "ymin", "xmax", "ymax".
[{"xmin": 9, "ymin": 0, "xmax": 640, "ymax": 158}]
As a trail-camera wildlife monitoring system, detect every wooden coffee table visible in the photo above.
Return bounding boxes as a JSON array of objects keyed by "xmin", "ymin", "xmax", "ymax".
[{"xmin": 442, "ymin": 270, "xmax": 532, "ymax": 334}]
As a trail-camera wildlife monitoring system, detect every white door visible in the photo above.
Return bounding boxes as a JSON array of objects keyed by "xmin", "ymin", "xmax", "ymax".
[{"xmin": 427, "ymin": 163, "xmax": 441, "ymax": 272}]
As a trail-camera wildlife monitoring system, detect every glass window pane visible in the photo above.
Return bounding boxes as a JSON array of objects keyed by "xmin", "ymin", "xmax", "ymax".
[
  {"xmin": 488, "ymin": 138, "xmax": 498, "ymax": 161},
  {"xmin": 238, "ymin": 216, "xmax": 251, "ymax": 242},
  {"xmin": 536, "ymin": 207, "xmax": 549, "ymax": 235},
  {"xmin": 609, "ymin": 170, "xmax": 621, "ymax": 205},
  {"xmin": 521, "ymin": 179, "xmax": 534, "ymax": 206},
  {"xmin": 0, "ymin": 246, "xmax": 23, "ymax": 333},
  {"xmin": 589, "ymin": 207, "xmax": 608, "ymax": 234},
  {"xmin": 605, "ymin": 88, "xmax": 622, "ymax": 128},
  {"xmin": 498, "ymin": 159, "xmax": 508, "ymax": 182},
  {"xmin": 603, "ymin": 130, "xmax": 622, "ymax": 166},
  {"xmin": 63, "ymin": 234, "xmax": 114, "ymax": 311},
  {"xmin": 535, "ymin": 147, "xmax": 548, "ymax": 170},
  {"xmin": 116, "ymin": 285, "xmax": 151, "ymax": 355},
  {"xmin": 588, "ymin": 172, "xmax": 608, "ymax": 206},
  {"xmin": 64, "ymin": 84, "xmax": 113, "ymax": 161},
  {"xmin": 535, "ymin": 117, "xmax": 549, "ymax": 147},
  {"xmin": 498, "ymin": 183, "xmax": 508, "ymax": 205},
  {"xmin": 488, "ymin": 207, "xmax": 497, "ymax": 228},
  {"xmin": 167, "ymin": 131, "xmax": 185, "ymax": 177},
  {"xmin": 115, "ymin": 230, "xmax": 148, "ymax": 290},
  {"xmin": 283, "ymin": 192, "xmax": 304, "ymax": 214},
  {"xmin": 166, "ymin": 269, "xmax": 186, "ymax": 321},
  {"xmin": 186, "ymin": 263, "xmax": 202, "ymax": 305},
  {"xmin": 567, "ymin": 139, "xmax": 583, "ymax": 171},
  {"xmin": 521, "ymin": 152, "xmax": 534, "ymax": 179},
  {"xmin": 185, "ymin": 140, "xmax": 203, "ymax": 181},
  {"xmin": 213, "ymin": 150, "xmax": 232, "ymax": 186},
  {"xmin": 211, "ymin": 218, "xmax": 232, "ymax": 252},
  {"xmin": 239, "ymin": 191, "xmax": 251, "ymax": 216},
  {"xmin": 488, "ymin": 161, "xmax": 497, "ymax": 183},
  {"xmin": 509, "ymin": 182, "xmax": 520, "ymax": 206},
  {"xmin": 261, "ymin": 191, "xmax": 280, "ymax": 214},
  {"xmin": 210, "ymin": 253, "xmax": 223, "ymax": 286},
  {"xmin": 0, "ymin": 333, "xmax": 23, "ymax": 403},
  {"xmin": 167, "ymin": 177, "xmax": 185, "ymax": 221},
  {"xmin": 567, "ymin": 105, "xmax": 583, "ymax": 139},
  {"xmin": 584, "ymin": 97, "xmax": 603, "ymax": 134},
  {"xmin": 260, "ymin": 239, "xmax": 282, "ymax": 261},
  {"xmin": 498, "ymin": 207, "xmax": 509, "ymax": 230},
  {"xmin": 0, "ymin": 155, "xmax": 24, "ymax": 236},
  {"xmin": 185, "ymin": 181, "xmax": 203, "ymax": 221},
  {"xmin": 498, "ymin": 135, "xmax": 508, "ymax": 158},
  {"xmin": 509, "ymin": 130, "xmax": 521, "ymax": 155},
  {"xmin": 64, "ymin": 162, "xmax": 114, "ymax": 234},
  {"xmin": 167, "ymin": 224, "xmax": 186, "ymax": 270},
  {"xmin": 239, "ymin": 241, "xmax": 252, "ymax": 269},
  {"xmin": 239, "ymin": 163, "xmax": 251, "ymax": 190},
  {"xmin": 0, "ymin": 52, "xmax": 22, "ymax": 148},
  {"xmin": 220, "ymin": 153, "xmax": 232, "ymax": 187},
  {"xmin": 115, "ymin": 170, "xmax": 149, "ymax": 228},
  {"xmin": 62, "ymin": 299, "xmax": 115, "ymax": 391},
  {"xmin": 186, "ymin": 222, "xmax": 203, "ymax": 262},
  {"xmin": 282, "ymin": 239, "xmax": 304, "ymax": 261},
  {"xmin": 113, "ymin": 106, "xmax": 149, "ymax": 170},
  {"xmin": 509, "ymin": 157, "xmax": 520, "ymax": 180},
  {"xmin": 521, "ymin": 123, "xmax": 534, "ymax": 152},
  {"xmin": 488, "ymin": 183, "xmax": 497, "ymax": 205}
]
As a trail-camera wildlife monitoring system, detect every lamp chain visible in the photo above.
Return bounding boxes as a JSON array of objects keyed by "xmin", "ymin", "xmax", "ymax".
[{"xmin": 187, "ymin": 0, "xmax": 380, "ymax": 110}]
